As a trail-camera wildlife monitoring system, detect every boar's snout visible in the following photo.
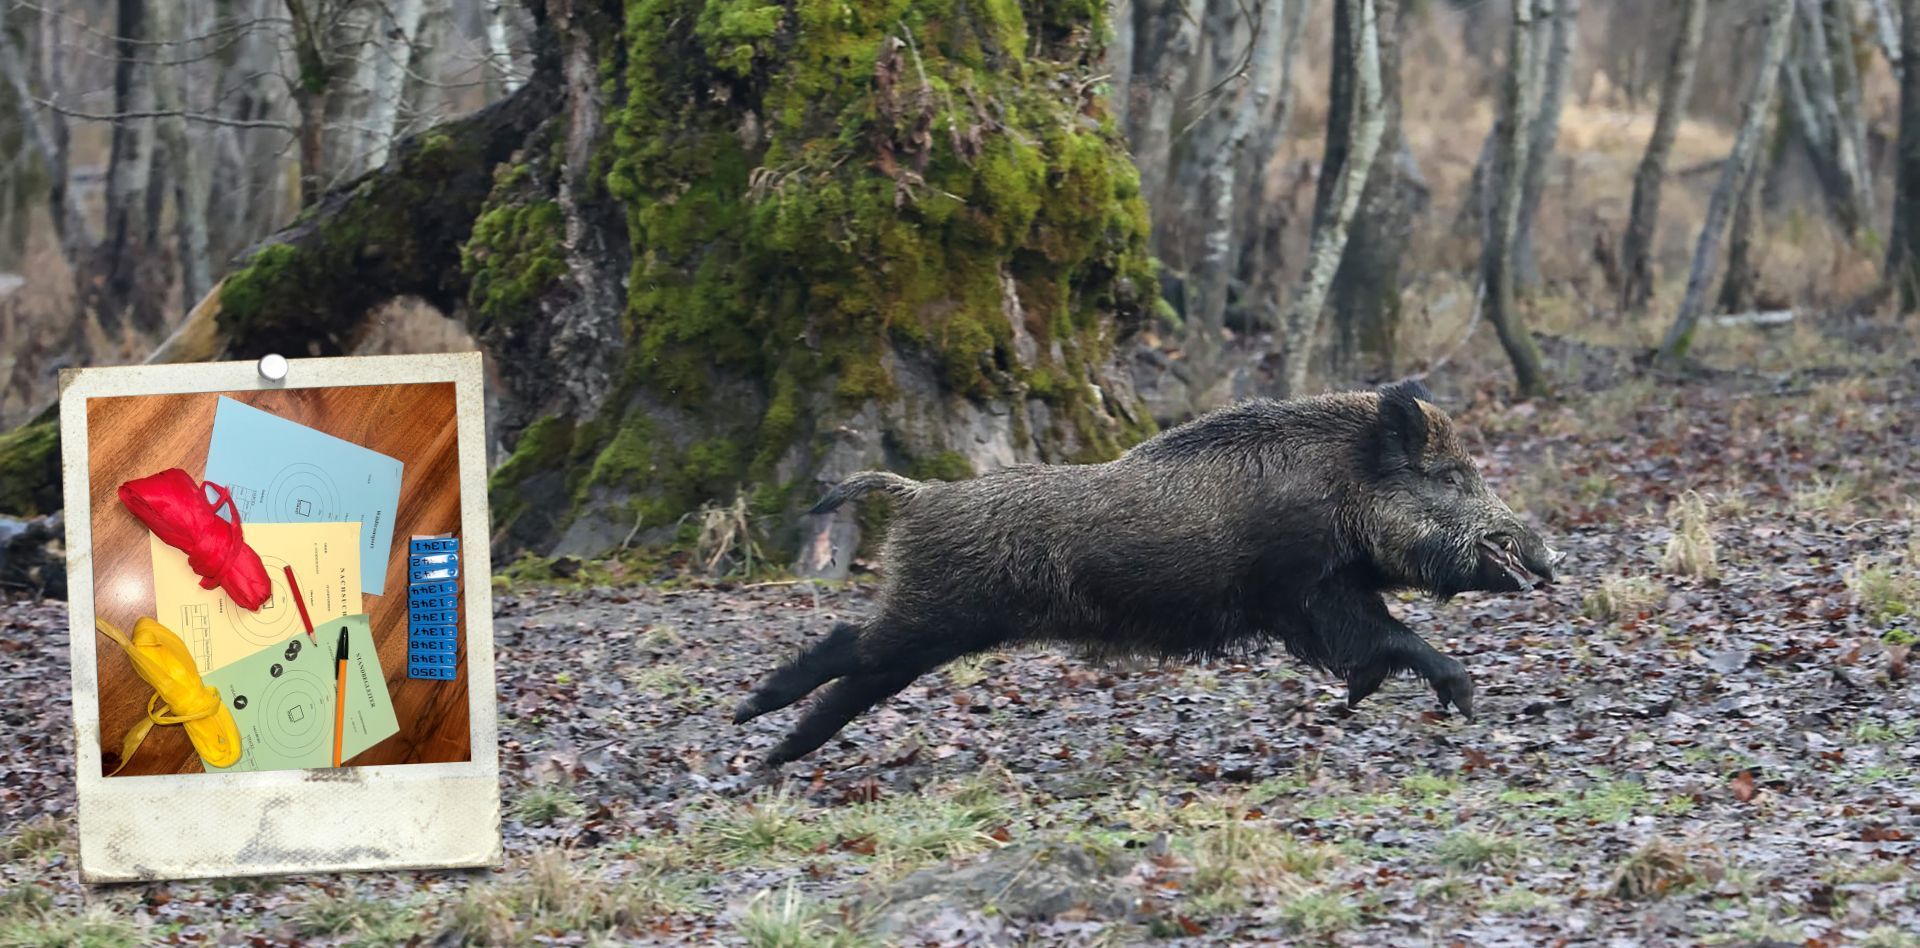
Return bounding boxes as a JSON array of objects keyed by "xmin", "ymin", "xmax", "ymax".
[{"xmin": 1476, "ymin": 526, "xmax": 1559, "ymax": 591}]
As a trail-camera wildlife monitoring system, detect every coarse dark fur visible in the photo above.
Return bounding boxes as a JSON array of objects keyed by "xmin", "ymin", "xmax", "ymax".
[{"xmin": 735, "ymin": 380, "xmax": 1562, "ymax": 768}]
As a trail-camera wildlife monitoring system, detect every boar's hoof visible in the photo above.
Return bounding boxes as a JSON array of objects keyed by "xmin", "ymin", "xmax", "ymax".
[
  {"xmin": 1428, "ymin": 660, "xmax": 1475, "ymax": 720},
  {"xmin": 733, "ymin": 697, "xmax": 765, "ymax": 725},
  {"xmin": 1345, "ymin": 667, "xmax": 1391, "ymax": 709}
]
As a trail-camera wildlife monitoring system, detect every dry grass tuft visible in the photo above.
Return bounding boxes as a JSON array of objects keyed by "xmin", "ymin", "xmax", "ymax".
[
  {"xmin": 1582, "ymin": 575, "xmax": 1661, "ymax": 624},
  {"xmin": 1607, "ymin": 839, "xmax": 1698, "ymax": 901},
  {"xmin": 1661, "ymin": 492, "xmax": 1719, "ymax": 580},
  {"xmin": 689, "ymin": 494, "xmax": 767, "ymax": 578}
]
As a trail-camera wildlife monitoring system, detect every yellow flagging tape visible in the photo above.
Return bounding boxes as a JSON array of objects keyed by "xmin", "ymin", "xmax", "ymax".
[{"xmin": 95, "ymin": 617, "xmax": 243, "ymax": 774}]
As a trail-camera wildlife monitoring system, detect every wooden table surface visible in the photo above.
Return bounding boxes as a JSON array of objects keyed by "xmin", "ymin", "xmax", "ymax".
[{"xmin": 86, "ymin": 383, "xmax": 471, "ymax": 776}]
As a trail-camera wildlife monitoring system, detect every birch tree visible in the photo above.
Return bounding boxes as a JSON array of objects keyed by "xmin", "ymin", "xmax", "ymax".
[
  {"xmin": 485, "ymin": 0, "xmax": 523, "ymax": 97},
  {"xmin": 1188, "ymin": 0, "xmax": 1285, "ymax": 386},
  {"xmin": 1276, "ymin": 0, "xmax": 1385, "ymax": 397},
  {"xmin": 1514, "ymin": 0, "xmax": 1579, "ymax": 290},
  {"xmin": 1620, "ymin": 0, "xmax": 1708, "ymax": 313},
  {"xmin": 1328, "ymin": 0, "xmax": 1409, "ymax": 376},
  {"xmin": 1659, "ymin": 0, "xmax": 1797, "ymax": 364},
  {"xmin": 1232, "ymin": 0, "xmax": 1311, "ymax": 330}
]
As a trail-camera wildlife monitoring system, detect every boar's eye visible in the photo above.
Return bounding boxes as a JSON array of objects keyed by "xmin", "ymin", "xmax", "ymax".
[{"xmin": 1439, "ymin": 467, "xmax": 1471, "ymax": 491}]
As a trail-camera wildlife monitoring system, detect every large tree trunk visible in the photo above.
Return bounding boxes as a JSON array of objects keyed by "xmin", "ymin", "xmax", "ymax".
[
  {"xmin": 1619, "ymin": 0, "xmax": 1707, "ymax": 313},
  {"xmin": 1277, "ymin": 0, "xmax": 1385, "ymax": 397},
  {"xmin": 1512, "ymin": 0, "xmax": 1578, "ymax": 290},
  {"xmin": 1892, "ymin": 0, "xmax": 1920, "ymax": 310},
  {"xmin": 1482, "ymin": 0, "xmax": 1549, "ymax": 399},
  {"xmin": 2, "ymin": 0, "xmax": 1159, "ymax": 583},
  {"xmin": 1329, "ymin": 0, "xmax": 1409, "ymax": 380},
  {"xmin": 1660, "ymin": 0, "xmax": 1796, "ymax": 364}
]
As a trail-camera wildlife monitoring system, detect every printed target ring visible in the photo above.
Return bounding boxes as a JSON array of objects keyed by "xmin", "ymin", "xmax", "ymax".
[
  {"xmin": 265, "ymin": 463, "xmax": 341, "ymax": 522},
  {"xmin": 227, "ymin": 555, "xmax": 300, "ymax": 647},
  {"xmin": 258, "ymin": 669, "xmax": 329, "ymax": 758}
]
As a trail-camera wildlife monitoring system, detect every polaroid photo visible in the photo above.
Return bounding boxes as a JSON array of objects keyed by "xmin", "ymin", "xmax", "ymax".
[{"xmin": 60, "ymin": 352, "xmax": 501, "ymax": 882}]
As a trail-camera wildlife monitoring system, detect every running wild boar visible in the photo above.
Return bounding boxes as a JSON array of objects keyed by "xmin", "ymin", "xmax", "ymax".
[{"xmin": 735, "ymin": 380, "xmax": 1562, "ymax": 767}]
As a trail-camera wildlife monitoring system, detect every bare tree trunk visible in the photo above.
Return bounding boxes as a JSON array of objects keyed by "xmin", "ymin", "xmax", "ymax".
[
  {"xmin": 0, "ymin": 1, "xmax": 87, "ymax": 260},
  {"xmin": 1277, "ymin": 0, "xmax": 1385, "ymax": 398},
  {"xmin": 1188, "ymin": 0, "xmax": 1285, "ymax": 388},
  {"xmin": 149, "ymin": 18, "xmax": 212, "ymax": 309},
  {"xmin": 83, "ymin": 0, "xmax": 166, "ymax": 342},
  {"xmin": 1483, "ymin": 0, "xmax": 1549, "ymax": 399},
  {"xmin": 1110, "ymin": 0, "xmax": 1138, "ymax": 133},
  {"xmin": 1138, "ymin": 0, "xmax": 1200, "ymax": 216},
  {"xmin": 1720, "ymin": 100, "xmax": 1779, "ymax": 313},
  {"xmin": 1330, "ymin": 0, "xmax": 1407, "ymax": 379},
  {"xmin": 1513, "ymin": 0, "xmax": 1578, "ymax": 290},
  {"xmin": 1823, "ymin": 0, "xmax": 1873, "ymax": 218},
  {"xmin": 1891, "ymin": 0, "xmax": 1920, "ymax": 310},
  {"xmin": 1785, "ymin": 0, "xmax": 1872, "ymax": 235},
  {"xmin": 205, "ymin": 0, "xmax": 284, "ymax": 267},
  {"xmin": 285, "ymin": 0, "xmax": 328, "ymax": 208},
  {"xmin": 1660, "ymin": 0, "xmax": 1796, "ymax": 364},
  {"xmin": 1231, "ymin": 0, "xmax": 1310, "ymax": 330},
  {"xmin": 1311, "ymin": 0, "xmax": 1356, "ymax": 237},
  {"xmin": 1619, "ymin": 0, "xmax": 1707, "ymax": 313}
]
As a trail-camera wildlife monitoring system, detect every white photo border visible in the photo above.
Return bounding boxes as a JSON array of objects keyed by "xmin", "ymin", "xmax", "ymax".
[{"xmin": 60, "ymin": 352, "xmax": 502, "ymax": 883}]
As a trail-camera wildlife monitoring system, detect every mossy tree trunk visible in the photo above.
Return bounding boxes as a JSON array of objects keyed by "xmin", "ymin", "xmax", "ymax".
[{"xmin": 0, "ymin": 0, "xmax": 1158, "ymax": 580}]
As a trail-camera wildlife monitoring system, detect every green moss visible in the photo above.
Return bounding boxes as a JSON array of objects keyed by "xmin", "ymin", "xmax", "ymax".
[
  {"xmin": 463, "ymin": 199, "xmax": 567, "ymax": 324},
  {"xmin": 217, "ymin": 123, "xmax": 495, "ymax": 349},
  {"xmin": 0, "ymin": 419, "xmax": 60, "ymax": 516},
  {"xmin": 490, "ymin": 0, "xmax": 1152, "ymax": 561},
  {"xmin": 908, "ymin": 451, "xmax": 974, "ymax": 482}
]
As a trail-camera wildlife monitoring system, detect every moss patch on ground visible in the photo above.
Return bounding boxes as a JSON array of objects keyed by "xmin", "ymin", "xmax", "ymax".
[{"xmin": 0, "ymin": 418, "xmax": 60, "ymax": 517}]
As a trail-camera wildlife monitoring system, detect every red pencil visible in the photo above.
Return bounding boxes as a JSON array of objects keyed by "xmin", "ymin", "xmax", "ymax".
[{"xmin": 283, "ymin": 565, "xmax": 318, "ymax": 646}]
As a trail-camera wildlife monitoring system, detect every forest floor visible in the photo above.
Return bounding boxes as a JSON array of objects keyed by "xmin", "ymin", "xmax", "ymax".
[{"xmin": 4, "ymin": 324, "xmax": 1920, "ymax": 946}]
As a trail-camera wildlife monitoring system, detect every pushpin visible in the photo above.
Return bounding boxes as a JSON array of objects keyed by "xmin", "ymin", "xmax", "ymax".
[{"xmin": 257, "ymin": 353, "xmax": 288, "ymax": 382}]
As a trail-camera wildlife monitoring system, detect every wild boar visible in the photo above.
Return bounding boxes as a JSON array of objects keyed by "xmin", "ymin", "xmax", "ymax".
[{"xmin": 734, "ymin": 380, "xmax": 1561, "ymax": 767}]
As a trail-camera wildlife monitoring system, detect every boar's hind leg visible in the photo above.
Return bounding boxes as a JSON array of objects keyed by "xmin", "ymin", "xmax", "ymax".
[
  {"xmin": 734, "ymin": 623, "xmax": 863, "ymax": 724},
  {"xmin": 762, "ymin": 638, "xmax": 978, "ymax": 767},
  {"xmin": 1310, "ymin": 590, "xmax": 1475, "ymax": 720}
]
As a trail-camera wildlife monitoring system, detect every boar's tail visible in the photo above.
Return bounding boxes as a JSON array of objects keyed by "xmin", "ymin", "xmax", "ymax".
[{"xmin": 808, "ymin": 472, "xmax": 924, "ymax": 515}]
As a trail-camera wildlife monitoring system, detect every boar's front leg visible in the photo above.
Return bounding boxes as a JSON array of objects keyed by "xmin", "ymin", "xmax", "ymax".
[{"xmin": 1306, "ymin": 587, "xmax": 1474, "ymax": 720}]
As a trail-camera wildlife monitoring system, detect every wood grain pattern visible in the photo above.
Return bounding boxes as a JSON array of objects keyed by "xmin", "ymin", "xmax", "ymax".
[{"xmin": 86, "ymin": 384, "xmax": 471, "ymax": 776}]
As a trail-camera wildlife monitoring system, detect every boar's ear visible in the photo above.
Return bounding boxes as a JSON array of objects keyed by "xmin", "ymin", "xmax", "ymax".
[{"xmin": 1374, "ymin": 379, "xmax": 1431, "ymax": 472}]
